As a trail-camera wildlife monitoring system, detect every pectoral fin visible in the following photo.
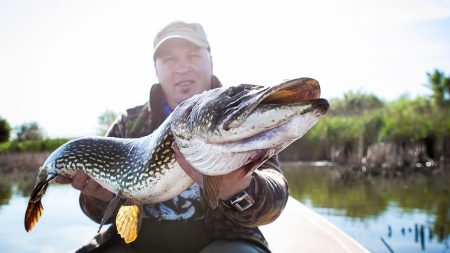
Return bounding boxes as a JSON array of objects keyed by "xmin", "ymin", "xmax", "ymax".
[
  {"xmin": 115, "ymin": 203, "xmax": 142, "ymax": 243},
  {"xmin": 202, "ymin": 175, "xmax": 223, "ymax": 209},
  {"xmin": 98, "ymin": 190, "xmax": 123, "ymax": 233}
]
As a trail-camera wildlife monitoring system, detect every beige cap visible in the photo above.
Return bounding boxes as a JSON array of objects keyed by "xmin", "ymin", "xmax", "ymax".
[{"xmin": 153, "ymin": 21, "xmax": 210, "ymax": 60}]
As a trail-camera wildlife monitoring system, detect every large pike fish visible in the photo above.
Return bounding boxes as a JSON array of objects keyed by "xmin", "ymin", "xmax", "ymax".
[{"xmin": 24, "ymin": 77, "xmax": 329, "ymax": 243}]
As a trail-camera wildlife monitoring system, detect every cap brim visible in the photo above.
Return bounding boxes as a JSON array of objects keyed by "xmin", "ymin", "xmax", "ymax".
[{"xmin": 153, "ymin": 35, "xmax": 209, "ymax": 60}]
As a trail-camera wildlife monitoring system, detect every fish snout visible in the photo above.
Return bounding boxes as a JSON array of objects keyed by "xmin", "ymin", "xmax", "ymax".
[{"xmin": 312, "ymin": 99, "xmax": 330, "ymax": 116}]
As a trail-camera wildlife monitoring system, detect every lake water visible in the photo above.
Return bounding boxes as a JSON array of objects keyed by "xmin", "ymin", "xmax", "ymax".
[{"xmin": 0, "ymin": 164, "xmax": 449, "ymax": 253}]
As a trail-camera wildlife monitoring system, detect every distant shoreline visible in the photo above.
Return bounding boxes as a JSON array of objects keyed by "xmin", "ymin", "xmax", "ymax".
[
  {"xmin": 0, "ymin": 151, "xmax": 50, "ymax": 173},
  {"xmin": 1, "ymin": 151, "xmax": 448, "ymax": 177}
]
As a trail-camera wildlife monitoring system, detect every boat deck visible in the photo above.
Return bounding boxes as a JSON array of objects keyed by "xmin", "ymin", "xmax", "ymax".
[{"xmin": 259, "ymin": 197, "xmax": 369, "ymax": 253}]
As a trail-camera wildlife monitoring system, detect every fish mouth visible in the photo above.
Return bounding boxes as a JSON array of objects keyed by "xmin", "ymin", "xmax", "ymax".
[{"xmin": 223, "ymin": 77, "xmax": 329, "ymax": 130}]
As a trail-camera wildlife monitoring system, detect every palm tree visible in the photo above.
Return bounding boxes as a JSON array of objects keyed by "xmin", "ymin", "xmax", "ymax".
[{"xmin": 426, "ymin": 69, "xmax": 450, "ymax": 107}]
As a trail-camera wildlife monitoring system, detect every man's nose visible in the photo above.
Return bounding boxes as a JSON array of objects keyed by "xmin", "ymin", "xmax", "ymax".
[{"xmin": 174, "ymin": 59, "xmax": 193, "ymax": 74}]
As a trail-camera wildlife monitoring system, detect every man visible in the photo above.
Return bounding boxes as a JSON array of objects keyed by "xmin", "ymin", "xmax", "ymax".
[{"xmin": 56, "ymin": 21, "xmax": 289, "ymax": 253}]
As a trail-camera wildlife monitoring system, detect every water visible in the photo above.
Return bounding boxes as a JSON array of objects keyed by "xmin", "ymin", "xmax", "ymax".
[
  {"xmin": 283, "ymin": 164, "xmax": 450, "ymax": 253},
  {"xmin": 0, "ymin": 164, "xmax": 449, "ymax": 253},
  {"xmin": 0, "ymin": 184, "xmax": 103, "ymax": 253}
]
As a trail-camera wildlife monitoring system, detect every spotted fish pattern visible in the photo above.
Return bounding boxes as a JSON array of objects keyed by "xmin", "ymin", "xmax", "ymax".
[{"xmin": 26, "ymin": 76, "xmax": 327, "ymax": 252}]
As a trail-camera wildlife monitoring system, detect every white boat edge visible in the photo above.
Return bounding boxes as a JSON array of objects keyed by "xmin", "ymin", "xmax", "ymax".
[{"xmin": 259, "ymin": 196, "xmax": 370, "ymax": 253}]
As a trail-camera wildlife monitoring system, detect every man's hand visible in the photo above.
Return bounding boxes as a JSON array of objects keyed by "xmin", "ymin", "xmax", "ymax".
[
  {"xmin": 172, "ymin": 143, "xmax": 252, "ymax": 200},
  {"xmin": 55, "ymin": 171, "xmax": 114, "ymax": 202}
]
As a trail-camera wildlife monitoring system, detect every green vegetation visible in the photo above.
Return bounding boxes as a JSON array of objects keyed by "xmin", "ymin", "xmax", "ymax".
[
  {"xmin": 0, "ymin": 120, "xmax": 70, "ymax": 153},
  {"xmin": 280, "ymin": 69, "xmax": 450, "ymax": 164},
  {"xmin": 0, "ymin": 116, "xmax": 11, "ymax": 143},
  {"xmin": 0, "ymin": 110, "xmax": 119, "ymax": 153},
  {"xmin": 0, "ymin": 138, "xmax": 70, "ymax": 152},
  {"xmin": 426, "ymin": 69, "xmax": 450, "ymax": 108},
  {"xmin": 313, "ymin": 94, "xmax": 449, "ymax": 143}
]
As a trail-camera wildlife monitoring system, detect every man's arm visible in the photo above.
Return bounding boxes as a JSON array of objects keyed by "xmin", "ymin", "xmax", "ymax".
[
  {"xmin": 173, "ymin": 144, "xmax": 289, "ymax": 227},
  {"xmin": 218, "ymin": 155, "xmax": 289, "ymax": 227}
]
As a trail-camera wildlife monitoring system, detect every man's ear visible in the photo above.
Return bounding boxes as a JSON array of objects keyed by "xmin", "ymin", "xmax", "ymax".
[
  {"xmin": 209, "ymin": 55, "xmax": 214, "ymax": 71},
  {"xmin": 154, "ymin": 61, "xmax": 160, "ymax": 77}
]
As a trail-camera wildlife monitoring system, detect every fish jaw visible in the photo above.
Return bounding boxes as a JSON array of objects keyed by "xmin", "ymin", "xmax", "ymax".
[
  {"xmin": 170, "ymin": 77, "xmax": 324, "ymax": 143},
  {"xmin": 203, "ymin": 99, "xmax": 328, "ymax": 145},
  {"xmin": 173, "ymin": 99, "xmax": 328, "ymax": 176},
  {"xmin": 222, "ymin": 77, "xmax": 322, "ymax": 130},
  {"xmin": 218, "ymin": 101, "xmax": 328, "ymax": 151}
]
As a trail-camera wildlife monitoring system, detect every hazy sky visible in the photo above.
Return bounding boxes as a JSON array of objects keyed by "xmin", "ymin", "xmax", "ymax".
[{"xmin": 1, "ymin": 0, "xmax": 449, "ymax": 138}]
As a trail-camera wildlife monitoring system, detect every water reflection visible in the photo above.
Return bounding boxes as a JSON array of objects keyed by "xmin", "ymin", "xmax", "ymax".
[
  {"xmin": 283, "ymin": 163, "xmax": 450, "ymax": 252},
  {"xmin": 0, "ymin": 164, "xmax": 449, "ymax": 252},
  {"xmin": 0, "ymin": 169, "xmax": 101, "ymax": 253},
  {"xmin": 0, "ymin": 169, "xmax": 35, "ymax": 207},
  {"xmin": 0, "ymin": 180, "xmax": 12, "ymax": 206}
]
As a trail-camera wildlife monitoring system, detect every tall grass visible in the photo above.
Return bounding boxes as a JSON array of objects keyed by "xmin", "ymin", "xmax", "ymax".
[{"xmin": 0, "ymin": 138, "xmax": 70, "ymax": 152}]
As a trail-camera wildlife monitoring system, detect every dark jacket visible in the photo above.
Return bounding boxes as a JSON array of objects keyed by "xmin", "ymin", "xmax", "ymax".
[{"xmin": 76, "ymin": 76, "xmax": 289, "ymax": 253}]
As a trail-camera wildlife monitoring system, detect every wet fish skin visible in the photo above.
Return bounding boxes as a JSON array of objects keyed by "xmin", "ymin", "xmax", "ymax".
[{"xmin": 24, "ymin": 77, "xmax": 329, "ymax": 243}]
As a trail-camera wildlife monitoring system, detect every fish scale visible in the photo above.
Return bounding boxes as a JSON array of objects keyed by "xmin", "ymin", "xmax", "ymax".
[
  {"xmin": 24, "ymin": 77, "xmax": 329, "ymax": 244},
  {"xmin": 35, "ymin": 120, "xmax": 185, "ymax": 201}
]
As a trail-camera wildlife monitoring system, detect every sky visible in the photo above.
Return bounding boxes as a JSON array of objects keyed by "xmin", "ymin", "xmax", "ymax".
[{"xmin": 1, "ymin": 0, "xmax": 449, "ymax": 138}]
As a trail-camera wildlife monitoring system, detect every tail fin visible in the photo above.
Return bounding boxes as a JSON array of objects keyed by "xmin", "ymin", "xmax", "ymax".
[{"xmin": 24, "ymin": 174, "xmax": 55, "ymax": 232}]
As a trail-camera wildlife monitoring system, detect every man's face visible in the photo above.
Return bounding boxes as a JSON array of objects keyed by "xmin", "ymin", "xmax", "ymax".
[{"xmin": 154, "ymin": 38, "xmax": 213, "ymax": 108}]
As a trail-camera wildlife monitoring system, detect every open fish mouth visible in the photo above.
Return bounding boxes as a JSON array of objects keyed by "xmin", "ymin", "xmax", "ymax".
[
  {"xmin": 225, "ymin": 99, "xmax": 329, "ymax": 147},
  {"xmin": 259, "ymin": 78, "xmax": 328, "ymax": 114},
  {"xmin": 222, "ymin": 77, "xmax": 328, "ymax": 131}
]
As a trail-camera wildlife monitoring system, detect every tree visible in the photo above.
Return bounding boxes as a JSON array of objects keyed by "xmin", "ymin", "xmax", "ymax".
[
  {"xmin": 15, "ymin": 122, "xmax": 44, "ymax": 141},
  {"xmin": 426, "ymin": 69, "xmax": 450, "ymax": 107},
  {"xmin": 329, "ymin": 90, "xmax": 384, "ymax": 116},
  {"xmin": 97, "ymin": 109, "xmax": 118, "ymax": 135},
  {"xmin": 0, "ymin": 116, "xmax": 11, "ymax": 142}
]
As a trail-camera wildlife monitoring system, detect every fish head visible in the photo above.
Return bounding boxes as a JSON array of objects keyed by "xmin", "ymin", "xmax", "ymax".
[
  {"xmin": 170, "ymin": 77, "xmax": 329, "ymax": 174},
  {"xmin": 171, "ymin": 77, "xmax": 328, "ymax": 142}
]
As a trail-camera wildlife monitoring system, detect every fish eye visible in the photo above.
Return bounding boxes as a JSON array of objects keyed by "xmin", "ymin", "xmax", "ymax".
[{"xmin": 226, "ymin": 86, "xmax": 245, "ymax": 97}]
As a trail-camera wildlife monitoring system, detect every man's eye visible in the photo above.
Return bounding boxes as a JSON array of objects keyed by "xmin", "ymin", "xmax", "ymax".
[
  {"xmin": 189, "ymin": 54, "xmax": 201, "ymax": 59},
  {"xmin": 162, "ymin": 57, "xmax": 176, "ymax": 63}
]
